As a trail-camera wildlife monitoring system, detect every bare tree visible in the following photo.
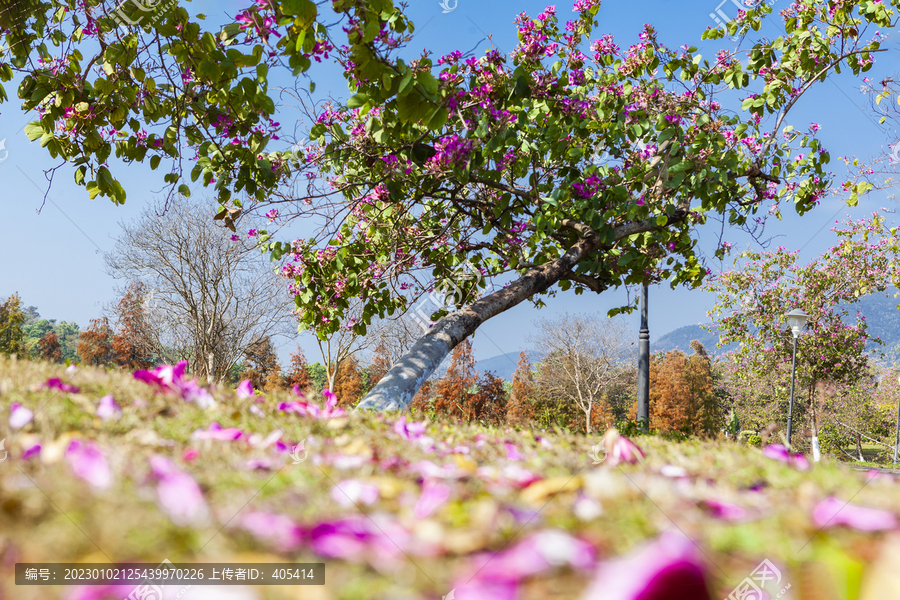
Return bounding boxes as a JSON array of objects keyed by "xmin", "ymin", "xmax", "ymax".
[
  {"xmin": 106, "ymin": 197, "xmax": 295, "ymax": 383},
  {"xmin": 528, "ymin": 313, "xmax": 635, "ymax": 434}
]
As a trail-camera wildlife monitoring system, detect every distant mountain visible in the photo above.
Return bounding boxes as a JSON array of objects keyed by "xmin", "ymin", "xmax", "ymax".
[
  {"xmin": 475, "ymin": 351, "xmax": 527, "ymax": 382},
  {"xmin": 654, "ymin": 324, "xmax": 736, "ymax": 355}
]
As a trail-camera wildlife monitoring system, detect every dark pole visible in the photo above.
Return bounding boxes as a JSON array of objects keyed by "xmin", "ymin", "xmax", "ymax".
[
  {"xmin": 786, "ymin": 334, "xmax": 798, "ymax": 448},
  {"xmin": 637, "ymin": 283, "xmax": 650, "ymax": 432}
]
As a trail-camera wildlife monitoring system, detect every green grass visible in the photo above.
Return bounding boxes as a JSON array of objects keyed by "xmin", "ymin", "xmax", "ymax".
[{"xmin": 1, "ymin": 356, "xmax": 899, "ymax": 599}]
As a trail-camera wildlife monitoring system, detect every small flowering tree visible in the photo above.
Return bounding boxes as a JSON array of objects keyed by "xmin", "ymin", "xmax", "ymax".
[{"xmin": 706, "ymin": 214, "xmax": 900, "ymax": 448}]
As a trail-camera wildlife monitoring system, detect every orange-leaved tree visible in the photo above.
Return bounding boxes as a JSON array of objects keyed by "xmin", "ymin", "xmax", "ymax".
[{"xmin": 78, "ymin": 318, "xmax": 114, "ymax": 366}]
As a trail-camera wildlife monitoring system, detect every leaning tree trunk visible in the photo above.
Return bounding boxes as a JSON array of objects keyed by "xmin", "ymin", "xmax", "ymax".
[{"xmin": 356, "ymin": 232, "xmax": 602, "ymax": 411}]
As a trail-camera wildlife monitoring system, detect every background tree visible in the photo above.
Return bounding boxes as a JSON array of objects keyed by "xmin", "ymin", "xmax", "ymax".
[
  {"xmin": 333, "ymin": 356, "xmax": 365, "ymax": 408},
  {"xmin": 78, "ymin": 317, "xmax": 114, "ymax": 366},
  {"xmin": 707, "ymin": 215, "xmax": 900, "ymax": 449},
  {"xmin": 110, "ymin": 281, "xmax": 156, "ymax": 370},
  {"xmin": 506, "ymin": 351, "xmax": 537, "ymax": 427},
  {"xmin": 283, "ymin": 346, "xmax": 313, "ymax": 392},
  {"xmin": 36, "ymin": 333, "xmax": 62, "ymax": 363},
  {"xmin": 529, "ymin": 313, "xmax": 633, "ymax": 434},
  {"xmin": 434, "ymin": 339, "xmax": 478, "ymax": 421},
  {"xmin": 241, "ymin": 335, "xmax": 282, "ymax": 392},
  {"xmin": 636, "ymin": 341, "xmax": 719, "ymax": 436},
  {"xmin": 0, "ymin": 293, "xmax": 27, "ymax": 358},
  {"xmin": 106, "ymin": 197, "xmax": 294, "ymax": 383}
]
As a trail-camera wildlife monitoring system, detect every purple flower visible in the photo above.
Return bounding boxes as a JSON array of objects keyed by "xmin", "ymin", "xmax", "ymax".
[
  {"xmin": 192, "ymin": 422, "xmax": 243, "ymax": 441},
  {"xmin": 278, "ymin": 390, "xmax": 346, "ymax": 420},
  {"xmin": 762, "ymin": 444, "xmax": 810, "ymax": 471},
  {"xmin": 42, "ymin": 378, "xmax": 80, "ymax": 393},
  {"xmin": 578, "ymin": 530, "xmax": 710, "ymax": 600},
  {"xmin": 414, "ymin": 479, "xmax": 452, "ymax": 518},
  {"xmin": 9, "ymin": 403, "xmax": 34, "ymax": 429},
  {"xmin": 330, "ymin": 479, "xmax": 379, "ymax": 508},
  {"xmin": 22, "ymin": 443, "xmax": 41, "ymax": 460},
  {"xmin": 602, "ymin": 428, "xmax": 645, "ymax": 466},
  {"xmin": 505, "ymin": 442, "xmax": 523, "ymax": 461},
  {"xmin": 393, "ymin": 415, "xmax": 427, "ymax": 440},
  {"xmin": 240, "ymin": 511, "xmax": 305, "ymax": 551},
  {"xmin": 149, "ymin": 456, "xmax": 209, "ymax": 526},
  {"xmin": 66, "ymin": 440, "xmax": 112, "ymax": 490},
  {"xmin": 236, "ymin": 380, "xmax": 255, "ymax": 400},
  {"xmin": 134, "ymin": 361, "xmax": 216, "ymax": 409},
  {"xmin": 812, "ymin": 497, "xmax": 897, "ymax": 531},
  {"xmin": 702, "ymin": 499, "xmax": 748, "ymax": 521},
  {"xmin": 96, "ymin": 395, "xmax": 121, "ymax": 421}
]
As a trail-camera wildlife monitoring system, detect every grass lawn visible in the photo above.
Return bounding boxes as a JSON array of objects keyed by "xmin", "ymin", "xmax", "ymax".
[{"xmin": 2, "ymin": 355, "xmax": 900, "ymax": 599}]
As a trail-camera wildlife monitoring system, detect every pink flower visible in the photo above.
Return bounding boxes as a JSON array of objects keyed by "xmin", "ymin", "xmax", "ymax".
[
  {"xmin": 22, "ymin": 443, "xmax": 41, "ymax": 460},
  {"xmin": 812, "ymin": 497, "xmax": 897, "ymax": 531},
  {"xmin": 702, "ymin": 499, "xmax": 748, "ymax": 521},
  {"xmin": 505, "ymin": 442, "xmax": 523, "ymax": 461},
  {"xmin": 278, "ymin": 390, "xmax": 346, "ymax": 420},
  {"xmin": 393, "ymin": 415, "xmax": 427, "ymax": 440},
  {"xmin": 149, "ymin": 455, "xmax": 209, "ymax": 526},
  {"xmin": 762, "ymin": 444, "xmax": 810, "ymax": 471},
  {"xmin": 66, "ymin": 440, "xmax": 112, "ymax": 489},
  {"xmin": 578, "ymin": 530, "xmax": 710, "ymax": 600},
  {"xmin": 454, "ymin": 530, "xmax": 595, "ymax": 598},
  {"xmin": 96, "ymin": 395, "xmax": 121, "ymax": 420},
  {"xmin": 414, "ymin": 479, "xmax": 452, "ymax": 518},
  {"xmin": 192, "ymin": 422, "xmax": 243, "ymax": 441},
  {"xmin": 9, "ymin": 403, "xmax": 34, "ymax": 429},
  {"xmin": 330, "ymin": 479, "xmax": 380, "ymax": 508},
  {"xmin": 240, "ymin": 511, "xmax": 305, "ymax": 551},
  {"xmin": 182, "ymin": 448, "xmax": 199, "ymax": 462},
  {"xmin": 236, "ymin": 380, "xmax": 255, "ymax": 400},
  {"xmin": 42, "ymin": 378, "xmax": 80, "ymax": 393},
  {"xmin": 602, "ymin": 428, "xmax": 645, "ymax": 466},
  {"xmin": 134, "ymin": 361, "xmax": 216, "ymax": 409}
]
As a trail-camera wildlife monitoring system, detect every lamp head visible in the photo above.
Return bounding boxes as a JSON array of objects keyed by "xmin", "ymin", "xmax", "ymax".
[{"xmin": 785, "ymin": 308, "xmax": 809, "ymax": 338}]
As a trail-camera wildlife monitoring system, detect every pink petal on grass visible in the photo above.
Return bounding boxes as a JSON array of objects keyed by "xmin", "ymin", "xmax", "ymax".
[
  {"xmin": 602, "ymin": 428, "xmax": 645, "ymax": 466},
  {"xmin": 192, "ymin": 422, "xmax": 243, "ymax": 441},
  {"xmin": 9, "ymin": 403, "xmax": 34, "ymax": 429},
  {"xmin": 241, "ymin": 511, "xmax": 305, "ymax": 551},
  {"xmin": 22, "ymin": 444, "xmax": 41, "ymax": 460},
  {"xmin": 236, "ymin": 379, "xmax": 255, "ymax": 400},
  {"xmin": 762, "ymin": 444, "xmax": 809, "ymax": 471},
  {"xmin": 149, "ymin": 455, "xmax": 209, "ymax": 526},
  {"xmin": 455, "ymin": 530, "xmax": 595, "ymax": 599},
  {"xmin": 579, "ymin": 530, "xmax": 711, "ymax": 600},
  {"xmin": 394, "ymin": 415, "xmax": 427, "ymax": 440},
  {"xmin": 331, "ymin": 479, "xmax": 380, "ymax": 508},
  {"xmin": 812, "ymin": 497, "xmax": 898, "ymax": 531},
  {"xmin": 66, "ymin": 440, "xmax": 112, "ymax": 489},
  {"xmin": 96, "ymin": 395, "xmax": 121, "ymax": 420},
  {"xmin": 415, "ymin": 479, "xmax": 452, "ymax": 518},
  {"xmin": 505, "ymin": 442, "xmax": 523, "ymax": 461},
  {"xmin": 702, "ymin": 499, "xmax": 748, "ymax": 522},
  {"xmin": 42, "ymin": 378, "xmax": 80, "ymax": 393}
]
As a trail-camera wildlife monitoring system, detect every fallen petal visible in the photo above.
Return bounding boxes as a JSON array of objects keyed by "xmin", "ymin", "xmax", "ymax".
[
  {"xmin": 812, "ymin": 497, "xmax": 897, "ymax": 531},
  {"xmin": 331, "ymin": 479, "xmax": 380, "ymax": 508},
  {"xmin": 415, "ymin": 479, "xmax": 452, "ymax": 518},
  {"xmin": 96, "ymin": 395, "xmax": 121, "ymax": 421},
  {"xmin": 66, "ymin": 440, "xmax": 112, "ymax": 490},
  {"xmin": 9, "ymin": 403, "xmax": 34, "ymax": 429}
]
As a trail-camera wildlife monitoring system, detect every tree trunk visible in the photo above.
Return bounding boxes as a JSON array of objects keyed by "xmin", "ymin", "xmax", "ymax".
[
  {"xmin": 356, "ymin": 233, "xmax": 601, "ymax": 411},
  {"xmin": 585, "ymin": 404, "xmax": 592, "ymax": 435}
]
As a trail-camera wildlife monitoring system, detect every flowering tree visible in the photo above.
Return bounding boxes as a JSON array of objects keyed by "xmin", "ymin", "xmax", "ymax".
[
  {"xmin": 706, "ymin": 214, "xmax": 900, "ymax": 447},
  {"xmin": 3, "ymin": 0, "xmax": 897, "ymax": 409}
]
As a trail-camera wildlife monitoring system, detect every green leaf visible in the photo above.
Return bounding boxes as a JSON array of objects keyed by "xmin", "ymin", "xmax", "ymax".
[{"xmin": 346, "ymin": 93, "xmax": 369, "ymax": 108}]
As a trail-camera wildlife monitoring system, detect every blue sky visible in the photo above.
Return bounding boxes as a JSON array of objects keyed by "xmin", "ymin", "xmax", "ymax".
[{"xmin": 0, "ymin": 0, "xmax": 897, "ymax": 370}]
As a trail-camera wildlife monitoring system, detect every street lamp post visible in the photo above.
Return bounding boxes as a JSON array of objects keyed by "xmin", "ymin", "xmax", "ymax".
[
  {"xmin": 637, "ymin": 283, "xmax": 650, "ymax": 432},
  {"xmin": 785, "ymin": 308, "xmax": 808, "ymax": 449}
]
